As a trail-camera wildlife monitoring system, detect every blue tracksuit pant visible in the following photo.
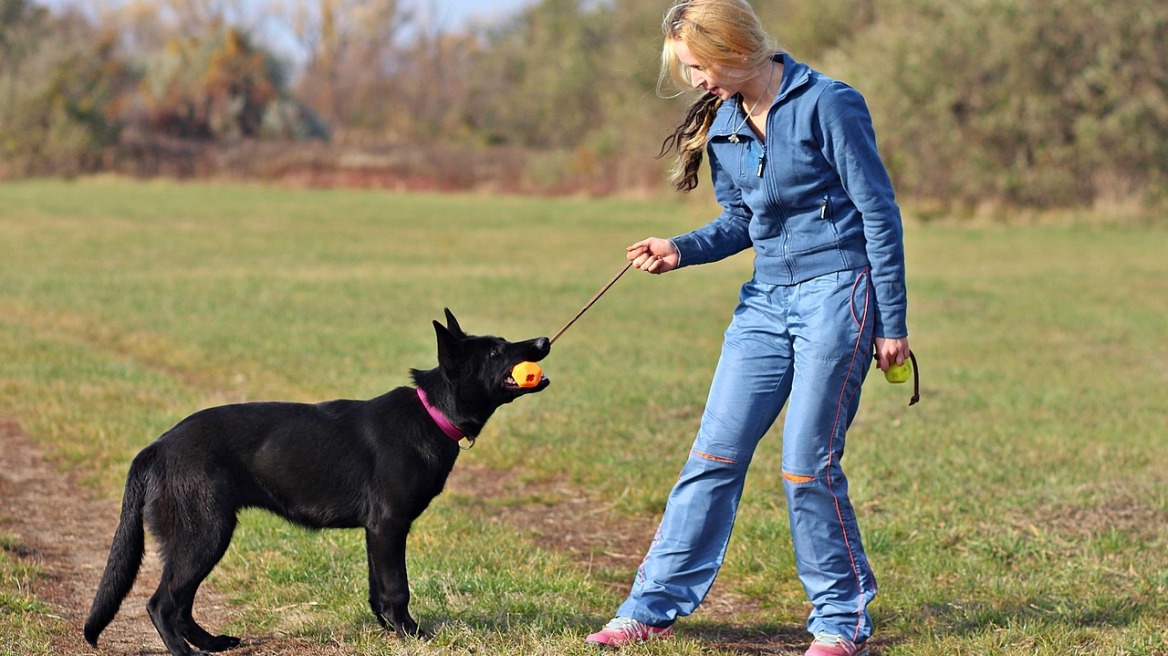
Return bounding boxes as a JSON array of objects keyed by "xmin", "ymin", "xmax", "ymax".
[{"xmin": 617, "ymin": 267, "xmax": 878, "ymax": 644}]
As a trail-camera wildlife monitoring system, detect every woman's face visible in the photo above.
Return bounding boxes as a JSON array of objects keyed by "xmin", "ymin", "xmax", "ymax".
[{"xmin": 670, "ymin": 39, "xmax": 749, "ymax": 101}]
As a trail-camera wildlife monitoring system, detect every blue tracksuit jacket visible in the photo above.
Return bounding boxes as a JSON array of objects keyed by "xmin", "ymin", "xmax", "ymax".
[{"xmin": 670, "ymin": 53, "xmax": 908, "ymax": 339}]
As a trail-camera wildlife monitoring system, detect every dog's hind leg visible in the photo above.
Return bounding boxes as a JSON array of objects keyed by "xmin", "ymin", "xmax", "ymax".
[
  {"xmin": 147, "ymin": 498, "xmax": 240, "ymax": 655},
  {"xmin": 179, "ymin": 512, "xmax": 241, "ymax": 653},
  {"xmin": 147, "ymin": 571, "xmax": 203, "ymax": 656},
  {"xmin": 365, "ymin": 521, "xmax": 421, "ymax": 637}
]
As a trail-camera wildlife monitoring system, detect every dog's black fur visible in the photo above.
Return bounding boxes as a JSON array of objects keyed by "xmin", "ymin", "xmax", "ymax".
[{"xmin": 83, "ymin": 309, "xmax": 550, "ymax": 656}]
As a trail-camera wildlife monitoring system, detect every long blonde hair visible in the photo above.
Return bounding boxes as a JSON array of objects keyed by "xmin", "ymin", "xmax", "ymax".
[{"xmin": 657, "ymin": 0, "xmax": 777, "ymax": 191}]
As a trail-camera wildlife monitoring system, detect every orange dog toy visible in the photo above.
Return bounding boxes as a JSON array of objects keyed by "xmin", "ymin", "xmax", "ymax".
[{"xmin": 511, "ymin": 362, "xmax": 543, "ymax": 388}]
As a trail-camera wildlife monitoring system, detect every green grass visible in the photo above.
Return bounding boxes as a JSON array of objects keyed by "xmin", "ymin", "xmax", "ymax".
[
  {"xmin": 0, "ymin": 534, "xmax": 53, "ymax": 655},
  {"xmin": 2, "ymin": 179, "xmax": 1167, "ymax": 655}
]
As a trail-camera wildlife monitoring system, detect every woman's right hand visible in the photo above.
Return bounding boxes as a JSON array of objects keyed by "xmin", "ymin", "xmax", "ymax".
[{"xmin": 627, "ymin": 238, "xmax": 680, "ymax": 274}]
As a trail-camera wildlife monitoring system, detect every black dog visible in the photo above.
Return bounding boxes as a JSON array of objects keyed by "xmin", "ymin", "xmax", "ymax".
[{"xmin": 84, "ymin": 309, "xmax": 550, "ymax": 656}]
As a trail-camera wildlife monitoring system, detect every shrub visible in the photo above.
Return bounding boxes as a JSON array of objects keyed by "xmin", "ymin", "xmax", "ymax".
[{"xmin": 829, "ymin": 0, "xmax": 1168, "ymax": 210}]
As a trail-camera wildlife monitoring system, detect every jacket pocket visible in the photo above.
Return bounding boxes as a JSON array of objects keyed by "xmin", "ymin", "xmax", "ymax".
[{"xmin": 737, "ymin": 140, "xmax": 762, "ymax": 190}]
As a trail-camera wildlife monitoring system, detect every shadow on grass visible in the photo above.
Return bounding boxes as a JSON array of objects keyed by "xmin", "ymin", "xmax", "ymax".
[
  {"xmin": 688, "ymin": 622, "xmax": 905, "ymax": 655},
  {"xmin": 424, "ymin": 612, "xmax": 906, "ymax": 655},
  {"xmin": 915, "ymin": 594, "xmax": 1156, "ymax": 635},
  {"xmin": 685, "ymin": 620, "xmax": 809, "ymax": 655}
]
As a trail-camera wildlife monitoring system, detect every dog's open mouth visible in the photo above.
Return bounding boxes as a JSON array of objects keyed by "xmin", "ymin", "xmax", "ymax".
[
  {"xmin": 503, "ymin": 372, "xmax": 548, "ymax": 390},
  {"xmin": 503, "ymin": 362, "xmax": 549, "ymax": 392}
]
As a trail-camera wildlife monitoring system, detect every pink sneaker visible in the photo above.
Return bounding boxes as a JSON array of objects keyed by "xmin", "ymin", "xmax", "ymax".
[
  {"xmin": 805, "ymin": 633, "xmax": 869, "ymax": 656},
  {"xmin": 585, "ymin": 617, "xmax": 674, "ymax": 648}
]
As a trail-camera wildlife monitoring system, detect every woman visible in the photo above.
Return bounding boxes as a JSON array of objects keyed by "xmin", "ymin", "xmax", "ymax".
[{"xmin": 584, "ymin": 1, "xmax": 909, "ymax": 655}]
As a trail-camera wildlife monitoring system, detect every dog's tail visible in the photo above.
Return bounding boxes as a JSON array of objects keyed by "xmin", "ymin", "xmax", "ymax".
[{"xmin": 84, "ymin": 446, "xmax": 155, "ymax": 647}]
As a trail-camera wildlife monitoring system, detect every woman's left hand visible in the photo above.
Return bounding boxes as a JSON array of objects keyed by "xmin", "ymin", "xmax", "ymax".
[{"xmin": 874, "ymin": 336, "xmax": 910, "ymax": 372}]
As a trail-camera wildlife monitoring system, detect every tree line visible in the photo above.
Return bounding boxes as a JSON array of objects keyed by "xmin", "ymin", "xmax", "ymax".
[{"xmin": 1, "ymin": 0, "xmax": 1165, "ymax": 214}]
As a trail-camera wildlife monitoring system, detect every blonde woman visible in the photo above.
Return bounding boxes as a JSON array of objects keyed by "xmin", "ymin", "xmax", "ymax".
[{"xmin": 585, "ymin": 1, "xmax": 909, "ymax": 654}]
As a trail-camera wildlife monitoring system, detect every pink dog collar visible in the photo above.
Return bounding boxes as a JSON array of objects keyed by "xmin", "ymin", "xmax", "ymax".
[{"xmin": 416, "ymin": 388, "xmax": 464, "ymax": 441}]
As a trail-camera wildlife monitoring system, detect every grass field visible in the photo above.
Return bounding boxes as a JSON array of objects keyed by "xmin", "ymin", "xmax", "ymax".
[{"xmin": 1, "ymin": 179, "xmax": 1167, "ymax": 655}]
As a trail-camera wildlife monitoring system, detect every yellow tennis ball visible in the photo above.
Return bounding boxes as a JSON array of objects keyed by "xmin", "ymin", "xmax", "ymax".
[
  {"xmin": 884, "ymin": 359, "xmax": 913, "ymax": 384},
  {"xmin": 512, "ymin": 361, "xmax": 543, "ymax": 388}
]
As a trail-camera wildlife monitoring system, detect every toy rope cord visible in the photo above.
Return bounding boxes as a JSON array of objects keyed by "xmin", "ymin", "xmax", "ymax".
[{"xmin": 550, "ymin": 261, "xmax": 634, "ymax": 345}]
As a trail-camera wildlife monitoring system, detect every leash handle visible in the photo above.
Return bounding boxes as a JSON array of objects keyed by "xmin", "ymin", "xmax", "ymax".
[
  {"xmin": 907, "ymin": 349, "xmax": 920, "ymax": 406},
  {"xmin": 550, "ymin": 261, "xmax": 634, "ymax": 345}
]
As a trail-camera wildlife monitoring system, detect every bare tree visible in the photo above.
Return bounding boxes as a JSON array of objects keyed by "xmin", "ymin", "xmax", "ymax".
[{"xmin": 278, "ymin": 0, "xmax": 411, "ymax": 136}]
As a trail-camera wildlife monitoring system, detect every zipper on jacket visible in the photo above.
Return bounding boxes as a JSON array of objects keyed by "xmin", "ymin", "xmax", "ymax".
[
  {"xmin": 820, "ymin": 196, "xmax": 831, "ymax": 219},
  {"xmin": 756, "ymin": 145, "xmax": 766, "ymax": 177}
]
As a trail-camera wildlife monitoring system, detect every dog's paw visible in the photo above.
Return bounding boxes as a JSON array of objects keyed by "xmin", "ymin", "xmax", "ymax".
[
  {"xmin": 392, "ymin": 618, "xmax": 426, "ymax": 639},
  {"xmin": 203, "ymin": 635, "xmax": 241, "ymax": 652},
  {"xmin": 187, "ymin": 633, "xmax": 240, "ymax": 653}
]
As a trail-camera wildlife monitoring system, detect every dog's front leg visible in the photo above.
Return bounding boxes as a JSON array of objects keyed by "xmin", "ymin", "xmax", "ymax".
[{"xmin": 365, "ymin": 521, "xmax": 422, "ymax": 637}]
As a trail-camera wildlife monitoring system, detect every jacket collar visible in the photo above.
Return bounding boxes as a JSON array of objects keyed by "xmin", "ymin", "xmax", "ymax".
[{"xmin": 710, "ymin": 52, "xmax": 811, "ymax": 141}]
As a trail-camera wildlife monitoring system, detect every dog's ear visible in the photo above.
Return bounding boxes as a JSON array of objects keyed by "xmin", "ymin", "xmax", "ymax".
[
  {"xmin": 433, "ymin": 319, "xmax": 465, "ymax": 376},
  {"xmin": 443, "ymin": 308, "xmax": 466, "ymax": 338}
]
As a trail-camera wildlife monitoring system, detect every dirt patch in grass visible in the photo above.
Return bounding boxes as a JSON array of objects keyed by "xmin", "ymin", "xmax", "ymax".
[
  {"xmin": 1022, "ymin": 482, "xmax": 1168, "ymax": 545},
  {"xmin": 443, "ymin": 462, "xmax": 657, "ymax": 586},
  {"xmin": 442, "ymin": 463, "xmax": 822, "ymax": 654},
  {"xmin": 0, "ymin": 419, "xmax": 346, "ymax": 656},
  {"xmin": 1, "ymin": 418, "xmax": 819, "ymax": 655},
  {"xmin": 1, "ymin": 418, "xmax": 173, "ymax": 656}
]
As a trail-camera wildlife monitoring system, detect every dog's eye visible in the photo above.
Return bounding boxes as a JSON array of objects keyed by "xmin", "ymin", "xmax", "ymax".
[{"xmin": 490, "ymin": 346, "xmax": 506, "ymax": 358}]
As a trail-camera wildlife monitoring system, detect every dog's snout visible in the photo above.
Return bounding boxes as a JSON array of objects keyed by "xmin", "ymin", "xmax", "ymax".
[{"xmin": 532, "ymin": 336, "xmax": 551, "ymax": 357}]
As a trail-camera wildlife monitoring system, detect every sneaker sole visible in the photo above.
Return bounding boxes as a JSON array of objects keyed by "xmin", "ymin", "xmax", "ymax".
[{"xmin": 585, "ymin": 631, "xmax": 673, "ymax": 649}]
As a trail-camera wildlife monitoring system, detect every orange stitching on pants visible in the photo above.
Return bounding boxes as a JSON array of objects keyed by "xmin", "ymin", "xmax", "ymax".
[{"xmin": 694, "ymin": 450, "xmax": 737, "ymax": 464}]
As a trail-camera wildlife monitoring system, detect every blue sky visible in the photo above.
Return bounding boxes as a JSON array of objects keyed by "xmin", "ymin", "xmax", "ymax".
[
  {"xmin": 38, "ymin": 0, "xmax": 536, "ymax": 67},
  {"xmin": 37, "ymin": 0, "xmax": 535, "ymax": 32},
  {"xmin": 422, "ymin": 0, "xmax": 534, "ymax": 27}
]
